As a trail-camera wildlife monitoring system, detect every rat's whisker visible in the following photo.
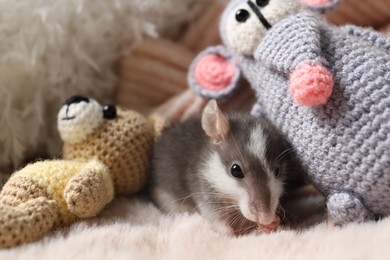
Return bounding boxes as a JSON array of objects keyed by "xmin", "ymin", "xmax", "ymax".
[
  {"xmin": 274, "ymin": 148, "xmax": 294, "ymax": 165},
  {"xmin": 276, "ymin": 205, "xmax": 286, "ymax": 223}
]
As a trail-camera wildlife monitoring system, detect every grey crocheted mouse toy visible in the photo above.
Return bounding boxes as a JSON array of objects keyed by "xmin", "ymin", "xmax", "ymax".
[{"xmin": 188, "ymin": 0, "xmax": 390, "ymax": 226}]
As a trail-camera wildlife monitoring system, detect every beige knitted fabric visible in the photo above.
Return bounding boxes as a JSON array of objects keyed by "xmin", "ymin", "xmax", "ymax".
[
  {"xmin": 64, "ymin": 160, "xmax": 113, "ymax": 218},
  {"xmin": 63, "ymin": 108, "xmax": 155, "ymax": 195},
  {"xmin": 148, "ymin": 113, "xmax": 171, "ymax": 139},
  {"xmin": 0, "ymin": 177, "xmax": 59, "ymax": 248}
]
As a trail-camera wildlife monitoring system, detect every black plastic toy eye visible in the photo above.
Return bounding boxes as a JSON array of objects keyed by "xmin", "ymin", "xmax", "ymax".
[
  {"xmin": 274, "ymin": 166, "xmax": 280, "ymax": 177},
  {"xmin": 236, "ymin": 9, "xmax": 250, "ymax": 23},
  {"xmin": 231, "ymin": 164, "xmax": 245, "ymax": 179},
  {"xmin": 256, "ymin": 0, "xmax": 270, "ymax": 7},
  {"xmin": 103, "ymin": 105, "xmax": 117, "ymax": 120}
]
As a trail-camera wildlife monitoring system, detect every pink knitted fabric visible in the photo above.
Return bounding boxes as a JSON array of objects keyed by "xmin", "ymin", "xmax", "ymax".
[
  {"xmin": 289, "ymin": 62, "xmax": 334, "ymax": 106},
  {"xmin": 195, "ymin": 54, "xmax": 236, "ymax": 91}
]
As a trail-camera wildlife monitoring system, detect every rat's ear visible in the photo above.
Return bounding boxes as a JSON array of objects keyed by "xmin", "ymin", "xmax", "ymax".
[
  {"xmin": 300, "ymin": 0, "xmax": 341, "ymax": 12},
  {"xmin": 188, "ymin": 45, "xmax": 241, "ymax": 100},
  {"xmin": 201, "ymin": 100, "xmax": 229, "ymax": 145}
]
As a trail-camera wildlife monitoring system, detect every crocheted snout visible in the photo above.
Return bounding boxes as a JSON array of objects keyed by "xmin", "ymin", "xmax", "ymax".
[{"xmin": 57, "ymin": 96, "xmax": 105, "ymax": 144}]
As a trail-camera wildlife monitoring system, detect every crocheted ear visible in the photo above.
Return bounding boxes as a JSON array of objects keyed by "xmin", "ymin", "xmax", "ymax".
[
  {"xmin": 188, "ymin": 45, "xmax": 241, "ymax": 100},
  {"xmin": 300, "ymin": 0, "xmax": 341, "ymax": 11}
]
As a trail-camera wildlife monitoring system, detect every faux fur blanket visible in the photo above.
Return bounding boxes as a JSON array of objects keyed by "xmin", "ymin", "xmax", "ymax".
[{"xmin": 1, "ymin": 196, "xmax": 389, "ymax": 259}]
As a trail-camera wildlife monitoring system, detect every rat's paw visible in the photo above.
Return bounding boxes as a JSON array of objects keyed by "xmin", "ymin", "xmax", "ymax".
[
  {"xmin": 257, "ymin": 215, "xmax": 280, "ymax": 233},
  {"xmin": 289, "ymin": 62, "xmax": 334, "ymax": 106}
]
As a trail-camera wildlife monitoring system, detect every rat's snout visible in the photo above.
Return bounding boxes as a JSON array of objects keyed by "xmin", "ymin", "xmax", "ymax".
[
  {"xmin": 258, "ymin": 213, "xmax": 276, "ymax": 225},
  {"xmin": 249, "ymin": 200, "xmax": 275, "ymax": 225},
  {"xmin": 250, "ymin": 200, "xmax": 261, "ymax": 213}
]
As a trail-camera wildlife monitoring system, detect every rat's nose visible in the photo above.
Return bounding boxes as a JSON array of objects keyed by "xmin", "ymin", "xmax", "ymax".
[
  {"xmin": 64, "ymin": 95, "xmax": 90, "ymax": 106},
  {"xmin": 259, "ymin": 213, "xmax": 275, "ymax": 225},
  {"xmin": 250, "ymin": 200, "xmax": 274, "ymax": 224}
]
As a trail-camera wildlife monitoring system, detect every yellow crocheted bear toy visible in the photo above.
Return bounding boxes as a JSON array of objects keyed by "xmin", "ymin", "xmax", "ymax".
[{"xmin": 0, "ymin": 95, "xmax": 167, "ymax": 248}]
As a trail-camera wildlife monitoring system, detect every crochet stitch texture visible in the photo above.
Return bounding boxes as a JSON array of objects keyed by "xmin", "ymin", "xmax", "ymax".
[
  {"xmin": 246, "ymin": 15, "xmax": 390, "ymax": 224},
  {"xmin": 0, "ymin": 97, "xmax": 164, "ymax": 248},
  {"xmin": 189, "ymin": 2, "xmax": 390, "ymax": 225}
]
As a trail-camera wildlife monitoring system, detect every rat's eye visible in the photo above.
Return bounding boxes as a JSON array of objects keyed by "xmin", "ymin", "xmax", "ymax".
[
  {"xmin": 274, "ymin": 166, "xmax": 280, "ymax": 177},
  {"xmin": 103, "ymin": 105, "xmax": 117, "ymax": 120},
  {"xmin": 236, "ymin": 9, "xmax": 250, "ymax": 23},
  {"xmin": 231, "ymin": 164, "xmax": 245, "ymax": 179},
  {"xmin": 256, "ymin": 0, "xmax": 270, "ymax": 7}
]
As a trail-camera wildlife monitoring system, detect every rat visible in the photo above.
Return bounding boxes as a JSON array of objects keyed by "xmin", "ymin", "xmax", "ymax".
[{"xmin": 148, "ymin": 100, "xmax": 306, "ymax": 235}]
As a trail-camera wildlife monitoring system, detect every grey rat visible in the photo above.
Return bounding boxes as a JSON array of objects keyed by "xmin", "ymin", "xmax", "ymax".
[{"xmin": 149, "ymin": 100, "xmax": 305, "ymax": 235}]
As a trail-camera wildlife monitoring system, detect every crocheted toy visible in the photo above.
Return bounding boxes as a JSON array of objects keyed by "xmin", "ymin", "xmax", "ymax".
[
  {"xmin": 188, "ymin": 0, "xmax": 390, "ymax": 225},
  {"xmin": 0, "ymin": 95, "xmax": 166, "ymax": 248}
]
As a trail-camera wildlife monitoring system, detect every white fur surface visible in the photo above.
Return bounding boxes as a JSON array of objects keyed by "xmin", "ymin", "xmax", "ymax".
[
  {"xmin": 0, "ymin": 0, "xmax": 207, "ymax": 173},
  {"xmin": 1, "ymin": 196, "xmax": 389, "ymax": 259}
]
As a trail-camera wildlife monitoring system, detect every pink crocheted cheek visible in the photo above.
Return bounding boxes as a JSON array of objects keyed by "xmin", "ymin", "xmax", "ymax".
[
  {"xmin": 289, "ymin": 62, "xmax": 334, "ymax": 106},
  {"xmin": 300, "ymin": 0, "xmax": 332, "ymax": 5},
  {"xmin": 195, "ymin": 54, "xmax": 236, "ymax": 91}
]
